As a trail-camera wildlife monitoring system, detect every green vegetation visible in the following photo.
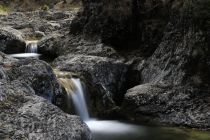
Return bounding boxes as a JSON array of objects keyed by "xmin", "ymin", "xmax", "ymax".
[
  {"xmin": 0, "ymin": 4, "xmax": 9, "ymax": 14},
  {"xmin": 41, "ymin": 4, "xmax": 49, "ymax": 11}
]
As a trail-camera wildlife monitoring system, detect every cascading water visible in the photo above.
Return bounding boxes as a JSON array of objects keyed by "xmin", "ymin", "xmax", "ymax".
[
  {"xmin": 58, "ymin": 77, "xmax": 90, "ymax": 121},
  {"xmin": 71, "ymin": 78, "xmax": 90, "ymax": 121},
  {"xmin": 56, "ymin": 70, "xmax": 143, "ymax": 140},
  {"xmin": 9, "ymin": 40, "xmax": 40, "ymax": 58},
  {"xmin": 25, "ymin": 40, "xmax": 38, "ymax": 53},
  {"xmin": 56, "ymin": 70, "xmax": 210, "ymax": 140}
]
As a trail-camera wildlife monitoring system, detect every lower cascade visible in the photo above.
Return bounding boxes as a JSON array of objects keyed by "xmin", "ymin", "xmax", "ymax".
[
  {"xmin": 58, "ymin": 77, "xmax": 90, "ymax": 121},
  {"xmin": 54, "ymin": 70, "xmax": 210, "ymax": 140},
  {"xmin": 57, "ymin": 71, "xmax": 146, "ymax": 140}
]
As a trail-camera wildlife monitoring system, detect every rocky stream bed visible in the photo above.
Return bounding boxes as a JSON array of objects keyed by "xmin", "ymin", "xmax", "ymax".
[{"xmin": 1, "ymin": 0, "xmax": 210, "ymax": 139}]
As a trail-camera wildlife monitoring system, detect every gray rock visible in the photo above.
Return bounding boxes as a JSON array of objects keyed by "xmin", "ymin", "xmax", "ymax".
[
  {"xmin": 122, "ymin": 84, "xmax": 210, "ymax": 128},
  {"xmin": 0, "ymin": 51, "xmax": 62, "ymax": 116},
  {"xmin": 0, "ymin": 80, "xmax": 91, "ymax": 140},
  {"xmin": 38, "ymin": 34, "xmax": 122, "ymax": 60},
  {"xmin": 38, "ymin": 33, "xmax": 63, "ymax": 58},
  {"xmin": 0, "ymin": 10, "xmax": 78, "ymax": 39},
  {"xmin": 0, "ymin": 27, "xmax": 26, "ymax": 54}
]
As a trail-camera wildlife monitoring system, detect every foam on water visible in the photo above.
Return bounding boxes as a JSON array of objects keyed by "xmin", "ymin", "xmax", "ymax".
[
  {"xmin": 9, "ymin": 53, "xmax": 41, "ymax": 58},
  {"xmin": 85, "ymin": 120, "xmax": 141, "ymax": 134}
]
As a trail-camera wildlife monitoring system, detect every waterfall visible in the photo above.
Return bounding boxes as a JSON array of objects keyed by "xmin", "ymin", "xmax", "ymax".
[
  {"xmin": 25, "ymin": 40, "xmax": 38, "ymax": 53},
  {"xmin": 58, "ymin": 77, "xmax": 90, "ymax": 121},
  {"xmin": 71, "ymin": 78, "xmax": 90, "ymax": 121},
  {"xmin": 55, "ymin": 70, "xmax": 144, "ymax": 140},
  {"xmin": 9, "ymin": 40, "xmax": 40, "ymax": 58}
]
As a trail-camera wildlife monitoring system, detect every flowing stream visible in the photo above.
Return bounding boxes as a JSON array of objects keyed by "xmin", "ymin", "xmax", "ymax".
[
  {"xmin": 57, "ymin": 72, "xmax": 210, "ymax": 140},
  {"xmin": 9, "ymin": 40, "xmax": 40, "ymax": 58}
]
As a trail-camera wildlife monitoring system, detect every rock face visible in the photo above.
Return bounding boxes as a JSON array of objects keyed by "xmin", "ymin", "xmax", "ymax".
[
  {"xmin": 0, "ymin": 52, "xmax": 91, "ymax": 139},
  {"xmin": 53, "ymin": 54, "xmax": 128, "ymax": 116},
  {"xmin": 122, "ymin": 0, "xmax": 210, "ymax": 128},
  {"xmin": 72, "ymin": 0, "xmax": 169, "ymax": 55},
  {"xmin": 0, "ymin": 27, "xmax": 26, "ymax": 54}
]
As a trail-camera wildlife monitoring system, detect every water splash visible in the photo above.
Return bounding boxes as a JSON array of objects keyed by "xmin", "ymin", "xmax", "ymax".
[
  {"xmin": 25, "ymin": 40, "xmax": 38, "ymax": 53},
  {"xmin": 9, "ymin": 53, "xmax": 40, "ymax": 58}
]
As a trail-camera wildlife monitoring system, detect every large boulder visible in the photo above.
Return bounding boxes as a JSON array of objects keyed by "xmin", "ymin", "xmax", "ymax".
[
  {"xmin": 1, "ymin": 54, "xmax": 62, "ymax": 102},
  {"xmin": 53, "ymin": 54, "xmax": 128, "ymax": 116},
  {"xmin": 0, "ymin": 27, "xmax": 26, "ymax": 54},
  {"xmin": 0, "ymin": 80, "xmax": 91, "ymax": 140},
  {"xmin": 0, "ymin": 52, "xmax": 65, "ymax": 114},
  {"xmin": 122, "ymin": 84, "xmax": 210, "ymax": 128}
]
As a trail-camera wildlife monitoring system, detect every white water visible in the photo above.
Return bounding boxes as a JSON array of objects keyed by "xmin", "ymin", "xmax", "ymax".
[
  {"xmin": 71, "ymin": 78, "xmax": 90, "ymax": 121},
  {"xmin": 25, "ymin": 40, "xmax": 38, "ymax": 53},
  {"xmin": 59, "ymin": 75, "xmax": 207, "ymax": 140},
  {"xmin": 10, "ymin": 40, "xmax": 40, "ymax": 58},
  {"xmin": 9, "ymin": 53, "xmax": 41, "ymax": 58}
]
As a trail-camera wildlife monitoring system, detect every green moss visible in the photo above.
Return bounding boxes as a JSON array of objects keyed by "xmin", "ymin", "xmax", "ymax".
[{"xmin": 0, "ymin": 4, "xmax": 9, "ymax": 14}]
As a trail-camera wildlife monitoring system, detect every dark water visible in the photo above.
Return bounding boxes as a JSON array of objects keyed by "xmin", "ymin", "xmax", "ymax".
[{"xmin": 86, "ymin": 120, "xmax": 210, "ymax": 140}]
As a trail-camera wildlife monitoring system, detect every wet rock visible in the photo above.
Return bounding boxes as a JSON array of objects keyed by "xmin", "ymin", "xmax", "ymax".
[
  {"xmin": 0, "ymin": 80, "xmax": 91, "ymax": 140},
  {"xmin": 53, "ymin": 54, "xmax": 128, "ymax": 116},
  {"xmin": 0, "ymin": 27, "xmax": 26, "ymax": 54}
]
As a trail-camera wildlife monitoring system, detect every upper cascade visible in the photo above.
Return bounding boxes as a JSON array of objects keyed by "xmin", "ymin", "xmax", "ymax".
[{"xmin": 25, "ymin": 40, "xmax": 38, "ymax": 53}]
